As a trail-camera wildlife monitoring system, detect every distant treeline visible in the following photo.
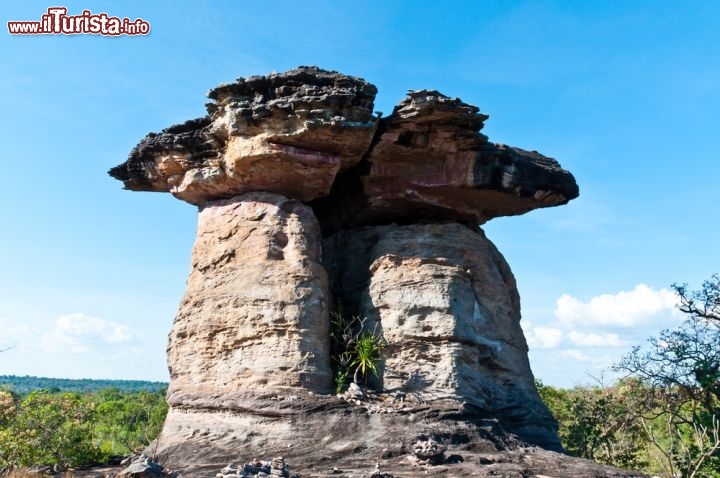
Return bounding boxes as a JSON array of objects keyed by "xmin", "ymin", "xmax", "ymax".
[{"xmin": 0, "ymin": 375, "xmax": 168, "ymax": 395}]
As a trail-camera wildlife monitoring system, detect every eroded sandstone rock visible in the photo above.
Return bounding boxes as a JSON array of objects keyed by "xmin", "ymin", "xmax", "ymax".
[
  {"xmin": 166, "ymin": 191, "xmax": 332, "ymax": 408},
  {"xmin": 312, "ymin": 90, "xmax": 578, "ymax": 232},
  {"xmin": 117, "ymin": 454, "xmax": 167, "ymax": 478},
  {"xmin": 108, "ymin": 67, "xmax": 595, "ymax": 475},
  {"xmin": 109, "ymin": 69, "xmax": 577, "ymax": 223},
  {"xmin": 109, "ymin": 67, "xmax": 378, "ymax": 205},
  {"xmin": 323, "ymin": 223, "xmax": 558, "ymax": 447}
]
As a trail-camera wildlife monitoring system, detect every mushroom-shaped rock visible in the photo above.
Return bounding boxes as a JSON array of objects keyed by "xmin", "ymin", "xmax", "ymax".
[
  {"xmin": 109, "ymin": 67, "xmax": 378, "ymax": 205},
  {"xmin": 108, "ymin": 67, "xmax": 594, "ymax": 475}
]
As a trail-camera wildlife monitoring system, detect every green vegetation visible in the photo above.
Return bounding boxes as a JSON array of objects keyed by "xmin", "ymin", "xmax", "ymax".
[
  {"xmin": 538, "ymin": 379, "xmax": 650, "ymax": 471},
  {"xmin": 0, "ymin": 387, "xmax": 167, "ymax": 473},
  {"xmin": 539, "ymin": 378, "xmax": 719, "ymax": 477},
  {"xmin": 539, "ymin": 379, "xmax": 623, "ymax": 467},
  {"xmin": 540, "ymin": 274, "xmax": 720, "ymax": 478},
  {"xmin": 0, "ymin": 390, "xmax": 102, "ymax": 470},
  {"xmin": 0, "ymin": 376, "xmax": 168, "ymax": 395},
  {"xmin": 330, "ymin": 311, "xmax": 385, "ymax": 393},
  {"xmin": 349, "ymin": 331, "xmax": 384, "ymax": 386},
  {"xmin": 92, "ymin": 388, "xmax": 168, "ymax": 457}
]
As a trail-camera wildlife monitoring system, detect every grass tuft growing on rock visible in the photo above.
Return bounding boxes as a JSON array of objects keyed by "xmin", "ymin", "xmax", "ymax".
[{"xmin": 329, "ymin": 311, "xmax": 385, "ymax": 393}]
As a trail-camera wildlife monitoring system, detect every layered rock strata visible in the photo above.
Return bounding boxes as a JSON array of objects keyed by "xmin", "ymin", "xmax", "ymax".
[
  {"xmin": 167, "ymin": 192, "xmax": 332, "ymax": 408},
  {"xmin": 110, "ymin": 67, "xmax": 593, "ymax": 475},
  {"xmin": 323, "ymin": 223, "xmax": 554, "ymax": 446},
  {"xmin": 313, "ymin": 90, "xmax": 579, "ymax": 231},
  {"xmin": 109, "ymin": 67, "xmax": 378, "ymax": 205}
]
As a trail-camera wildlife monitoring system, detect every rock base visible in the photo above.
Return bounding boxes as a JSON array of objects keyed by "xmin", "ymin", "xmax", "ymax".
[{"xmin": 150, "ymin": 395, "xmax": 644, "ymax": 478}]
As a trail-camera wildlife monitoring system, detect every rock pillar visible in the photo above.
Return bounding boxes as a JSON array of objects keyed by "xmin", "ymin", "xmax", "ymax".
[
  {"xmin": 324, "ymin": 223, "xmax": 557, "ymax": 445},
  {"xmin": 167, "ymin": 191, "xmax": 332, "ymax": 409}
]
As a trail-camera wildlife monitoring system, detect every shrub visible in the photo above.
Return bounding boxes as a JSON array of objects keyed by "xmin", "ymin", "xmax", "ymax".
[
  {"xmin": 0, "ymin": 390, "xmax": 102, "ymax": 471},
  {"xmin": 330, "ymin": 312, "xmax": 385, "ymax": 392}
]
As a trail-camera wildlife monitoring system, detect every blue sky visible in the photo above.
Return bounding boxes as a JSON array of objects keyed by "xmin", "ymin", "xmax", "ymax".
[{"xmin": 1, "ymin": 1, "xmax": 718, "ymax": 388}]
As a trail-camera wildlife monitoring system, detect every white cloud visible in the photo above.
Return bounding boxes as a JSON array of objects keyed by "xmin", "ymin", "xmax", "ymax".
[
  {"xmin": 524, "ymin": 325, "xmax": 563, "ymax": 349},
  {"xmin": 554, "ymin": 284, "xmax": 678, "ymax": 327},
  {"xmin": 560, "ymin": 349, "xmax": 593, "ymax": 362},
  {"xmin": 55, "ymin": 314, "xmax": 136, "ymax": 343},
  {"xmin": 0, "ymin": 315, "xmax": 160, "ymax": 380},
  {"xmin": 1, "ymin": 314, "xmax": 140, "ymax": 355},
  {"xmin": 44, "ymin": 313, "xmax": 138, "ymax": 353},
  {"xmin": 558, "ymin": 349, "xmax": 617, "ymax": 371},
  {"xmin": 567, "ymin": 331, "xmax": 627, "ymax": 347},
  {"xmin": 0, "ymin": 317, "xmax": 33, "ymax": 350}
]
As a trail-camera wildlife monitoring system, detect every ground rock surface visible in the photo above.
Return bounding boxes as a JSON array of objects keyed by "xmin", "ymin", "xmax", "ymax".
[
  {"xmin": 55, "ymin": 444, "xmax": 648, "ymax": 478},
  {"xmin": 149, "ymin": 397, "xmax": 645, "ymax": 477}
]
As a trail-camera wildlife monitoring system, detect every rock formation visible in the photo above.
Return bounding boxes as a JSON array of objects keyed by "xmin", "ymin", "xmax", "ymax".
[{"xmin": 109, "ymin": 67, "xmax": 639, "ymax": 477}]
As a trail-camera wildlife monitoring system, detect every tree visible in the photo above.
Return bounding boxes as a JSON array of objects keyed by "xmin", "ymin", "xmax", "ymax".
[
  {"xmin": 537, "ymin": 379, "xmax": 649, "ymax": 471},
  {"xmin": 92, "ymin": 388, "xmax": 167, "ymax": 455},
  {"xmin": 675, "ymin": 274, "xmax": 720, "ymax": 324},
  {"xmin": 615, "ymin": 275, "xmax": 720, "ymax": 478}
]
